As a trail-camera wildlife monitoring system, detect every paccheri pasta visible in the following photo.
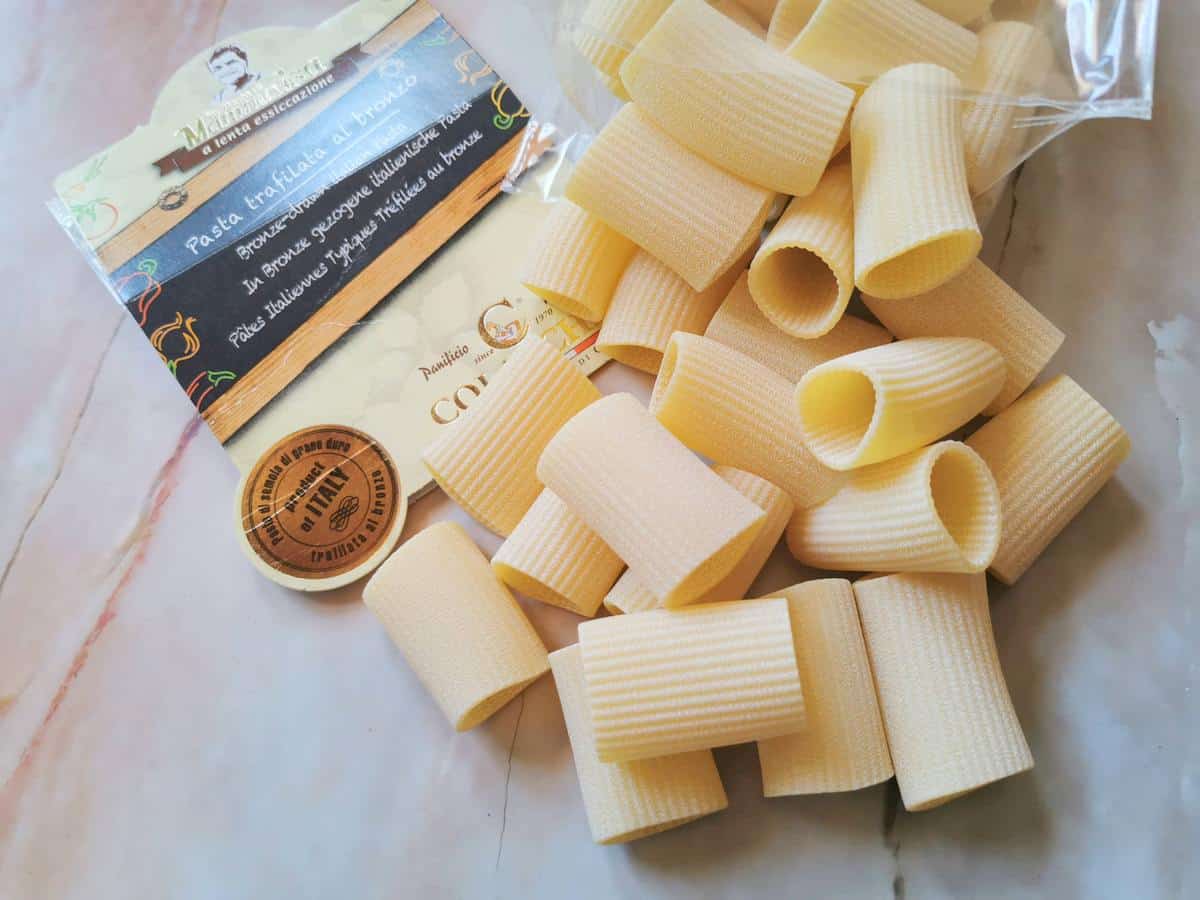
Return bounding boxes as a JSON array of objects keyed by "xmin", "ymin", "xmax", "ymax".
[
  {"xmin": 966, "ymin": 375, "xmax": 1131, "ymax": 584},
  {"xmin": 767, "ymin": 0, "xmax": 821, "ymax": 48},
  {"xmin": 521, "ymin": 199, "xmax": 638, "ymax": 322},
  {"xmin": 598, "ymin": 246, "xmax": 754, "ymax": 374},
  {"xmin": 621, "ymin": 0, "xmax": 854, "ymax": 197},
  {"xmin": 705, "ymin": 272, "xmax": 891, "ymax": 382},
  {"xmin": 578, "ymin": 598, "xmax": 807, "ymax": 762},
  {"xmin": 362, "ymin": 522, "xmax": 548, "ymax": 731},
  {"xmin": 919, "ymin": 0, "xmax": 994, "ymax": 26},
  {"xmin": 756, "ymin": 580, "xmax": 894, "ymax": 796},
  {"xmin": 538, "ymin": 393, "xmax": 767, "ymax": 607},
  {"xmin": 421, "ymin": 335, "xmax": 600, "ymax": 537},
  {"xmin": 492, "ymin": 488, "xmax": 624, "ymax": 617},
  {"xmin": 862, "ymin": 260, "xmax": 1064, "ymax": 415},
  {"xmin": 550, "ymin": 645, "xmax": 728, "ymax": 844},
  {"xmin": 572, "ymin": 0, "xmax": 673, "ymax": 89},
  {"xmin": 604, "ymin": 466, "xmax": 794, "ymax": 615},
  {"xmin": 748, "ymin": 162, "xmax": 854, "ymax": 338},
  {"xmin": 787, "ymin": 441, "xmax": 1001, "ymax": 573},
  {"xmin": 853, "ymin": 572, "xmax": 1033, "ymax": 811},
  {"xmin": 794, "ymin": 336, "xmax": 1006, "ymax": 470},
  {"xmin": 565, "ymin": 104, "xmax": 774, "ymax": 292},
  {"xmin": 650, "ymin": 333, "xmax": 845, "ymax": 507}
]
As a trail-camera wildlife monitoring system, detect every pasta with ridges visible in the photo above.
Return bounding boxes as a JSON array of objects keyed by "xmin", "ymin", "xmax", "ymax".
[{"xmin": 572, "ymin": 0, "xmax": 673, "ymax": 89}]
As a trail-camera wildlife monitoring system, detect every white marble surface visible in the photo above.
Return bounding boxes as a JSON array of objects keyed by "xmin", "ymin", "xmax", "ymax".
[{"xmin": 0, "ymin": 1, "xmax": 1197, "ymax": 897}]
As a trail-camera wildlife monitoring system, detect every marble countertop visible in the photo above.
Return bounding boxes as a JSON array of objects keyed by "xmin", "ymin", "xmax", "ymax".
[{"xmin": 0, "ymin": 1, "xmax": 1196, "ymax": 897}]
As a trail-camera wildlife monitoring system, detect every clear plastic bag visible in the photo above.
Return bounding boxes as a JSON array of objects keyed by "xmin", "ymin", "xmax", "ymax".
[{"xmin": 507, "ymin": 0, "xmax": 1159, "ymax": 199}]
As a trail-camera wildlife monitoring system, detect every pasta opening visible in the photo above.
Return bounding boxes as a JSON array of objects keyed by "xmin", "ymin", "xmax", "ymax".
[
  {"xmin": 648, "ymin": 337, "xmax": 682, "ymax": 410},
  {"xmin": 456, "ymin": 674, "xmax": 542, "ymax": 731},
  {"xmin": 662, "ymin": 511, "xmax": 765, "ymax": 607},
  {"xmin": 796, "ymin": 368, "xmax": 878, "ymax": 468},
  {"xmin": 860, "ymin": 232, "xmax": 981, "ymax": 300},
  {"xmin": 492, "ymin": 563, "xmax": 579, "ymax": 616},
  {"xmin": 599, "ymin": 341, "xmax": 666, "ymax": 375},
  {"xmin": 755, "ymin": 246, "xmax": 842, "ymax": 336},
  {"xmin": 524, "ymin": 283, "xmax": 602, "ymax": 324},
  {"xmin": 928, "ymin": 446, "xmax": 1001, "ymax": 571}
]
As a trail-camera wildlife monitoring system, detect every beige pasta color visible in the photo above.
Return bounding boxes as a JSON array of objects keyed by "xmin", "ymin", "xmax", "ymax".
[
  {"xmin": 521, "ymin": 200, "xmax": 637, "ymax": 322},
  {"xmin": 598, "ymin": 246, "xmax": 754, "ymax": 374},
  {"xmin": 784, "ymin": 0, "xmax": 978, "ymax": 87},
  {"xmin": 550, "ymin": 645, "xmax": 728, "ymax": 844},
  {"xmin": 852, "ymin": 64, "xmax": 981, "ymax": 299},
  {"xmin": 621, "ymin": 0, "xmax": 854, "ymax": 197},
  {"xmin": 756, "ymin": 580, "xmax": 893, "ymax": 796},
  {"xmin": 492, "ymin": 488, "xmax": 624, "ymax": 617},
  {"xmin": 711, "ymin": 0, "xmax": 769, "ymax": 36},
  {"xmin": 862, "ymin": 260, "xmax": 1064, "ymax": 415},
  {"xmin": 579, "ymin": 598, "xmax": 807, "ymax": 762},
  {"xmin": 963, "ymin": 21, "xmax": 1055, "ymax": 194},
  {"xmin": 604, "ymin": 466, "xmax": 795, "ymax": 615},
  {"xmin": 362, "ymin": 522, "xmax": 549, "ymax": 731},
  {"xmin": 738, "ymin": 0, "xmax": 781, "ymax": 27},
  {"xmin": 572, "ymin": 0, "xmax": 673, "ymax": 88},
  {"xmin": 565, "ymin": 103, "xmax": 774, "ymax": 292},
  {"xmin": 748, "ymin": 162, "xmax": 854, "ymax": 337},
  {"xmin": 853, "ymin": 572, "xmax": 1033, "ymax": 811},
  {"xmin": 966, "ymin": 375, "xmax": 1131, "ymax": 584},
  {"xmin": 767, "ymin": 0, "xmax": 820, "ymax": 48},
  {"xmin": 421, "ymin": 335, "xmax": 600, "ymax": 536},
  {"xmin": 787, "ymin": 441, "xmax": 1002, "ymax": 573},
  {"xmin": 795, "ymin": 336, "xmax": 1006, "ymax": 470},
  {"xmin": 651, "ymin": 333, "xmax": 845, "ymax": 508},
  {"xmin": 918, "ymin": 0, "xmax": 994, "ymax": 25},
  {"xmin": 538, "ymin": 393, "xmax": 766, "ymax": 607},
  {"xmin": 705, "ymin": 271, "xmax": 891, "ymax": 382}
]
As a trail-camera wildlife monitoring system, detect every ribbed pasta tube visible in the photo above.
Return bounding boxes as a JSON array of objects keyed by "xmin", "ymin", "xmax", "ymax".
[
  {"xmin": 851, "ymin": 64, "xmax": 981, "ymax": 299},
  {"xmin": 862, "ymin": 260, "xmax": 1063, "ymax": 416},
  {"xmin": 565, "ymin": 103, "xmax": 774, "ymax": 291},
  {"xmin": 550, "ymin": 645, "xmax": 728, "ymax": 844},
  {"xmin": 756, "ymin": 580, "xmax": 893, "ymax": 796},
  {"xmin": 767, "ymin": 0, "xmax": 820, "ymax": 48},
  {"xmin": 705, "ymin": 271, "xmax": 891, "ymax": 382},
  {"xmin": 787, "ymin": 441, "xmax": 1002, "ymax": 573},
  {"xmin": 579, "ymin": 598, "xmax": 807, "ymax": 762},
  {"xmin": 748, "ymin": 162, "xmax": 854, "ymax": 337},
  {"xmin": 604, "ymin": 466, "xmax": 794, "ymax": 615},
  {"xmin": 853, "ymin": 572, "xmax": 1033, "ymax": 811},
  {"xmin": 711, "ymin": 0, "xmax": 769, "ymax": 36},
  {"xmin": 739, "ymin": 0, "xmax": 781, "ymax": 27},
  {"xmin": 521, "ymin": 200, "xmax": 637, "ymax": 322},
  {"xmin": 598, "ymin": 246, "xmax": 753, "ymax": 374},
  {"xmin": 795, "ymin": 337, "xmax": 1006, "ymax": 470},
  {"xmin": 362, "ymin": 522, "xmax": 549, "ymax": 731},
  {"xmin": 492, "ymin": 488, "xmax": 624, "ymax": 617},
  {"xmin": 651, "ymin": 333, "xmax": 845, "ymax": 507},
  {"xmin": 918, "ymin": 0, "xmax": 993, "ymax": 25},
  {"xmin": 784, "ymin": 0, "xmax": 978, "ymax": 86},
  {"xmin": 621, "ymin": 0, "xmax": 854, "ymax": 197},
  {"xmin": 538, "ymin": 393, "xmax": 766, "ymax": 607},
  {"xmin": 966, "ymin": 375, "xmax": 1131, "ymax": 584},
  {"xmin": 963, "ymin": 21, "xmax": 1055, "ymax": 194},
  {"xmin": 422, "ymin": 335, "xmax": 601, "ymax": 536},
  {"xmin": 572, "ymin": 0, "xmax": 673, "ymax": 87}
]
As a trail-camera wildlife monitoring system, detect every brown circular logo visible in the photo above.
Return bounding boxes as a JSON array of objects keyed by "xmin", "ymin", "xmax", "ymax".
[{"xmin": 239, "ymin": 425, "xmax": 402, "ymax": 581}]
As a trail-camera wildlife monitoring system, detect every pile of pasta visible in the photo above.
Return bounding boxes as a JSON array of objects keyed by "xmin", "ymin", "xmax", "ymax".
[{"xmin": 363, "ymin": 0, "xmax": 1132, "ymax": 846}]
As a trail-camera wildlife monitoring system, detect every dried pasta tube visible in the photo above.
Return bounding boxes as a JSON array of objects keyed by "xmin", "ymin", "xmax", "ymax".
[
  {"xmin": 748, "ymin": 162, "xmax": 854, "ymax": 337},
  {"xmin": 651, "ymin": 334, "xmax": 845, "ymax": 508},
  {"xmin": 795, "ymin": 337, "xmax": 1006, "ymax": 470},
  {"xmin": 851, "ymin": 64, "xmax": 981, "ymax": 299},
  {"xmin": 784, "ymin": 0, "xmax": 978, "ymax": 86},
  {"xmin": 862, "ymin": 260, "xmax": 1063, "ymax": 415},
  {"xmin": 705, "ymin": 271, "xmax": 891, "ymax": 382},
  {"xmin": 598, "ymin": 246, "xmax": 753, "ymax": 374},
  {"xmin": 579, "ymin": 598, "xmax": 807, "ymax": 762},
  {"xmin": 572, "ymin": 0, "xmax": 673, "ymax": 87},
  {"xmin": 621, "ymin": 0, "xmax": 854, "ymax": 197},
  {"xmin": 521, "ymin": 200, "xmax": 637, "ymax": 322},
  {"xmin": 604, "ymin": 466, "xmax": 794, "ymax": 614},
  {"xmin": 565, "ymin": 104, "xmax": 774, "ymax": 291},
  {"xmin": 918, "ymin": 0, "xmax": 993, "ymax": 25},
  {"xmin": 962, "ymin": 21, "xmax": 1055, "ymax": 194},
  {"xmin": 422, "ymin": 335, "xmax": 601, "ymax": 536},
  {"xmin": 767, "ymin": 0, "xmax": 820, "ymax": 48},
  {"xmin": 738, "ymin": 0, "xmax": 781, "ymax": 27},
  {"xmin": 756, "ymin": 580, "xmax": 893, "ymax": 796},
  {"xmin": 787, "ymin": 441, "xmax": 1001, "ymax": 573},
  {"xmin": 538, "ymin": 393, "xmax": 766, "ymax": 607},
  {"xmin": 550, "ymin": 645, "xmax": 728, "ymax": 844},
  {"xmin": 966, "ymin": 375, "xmax": 1131, "ymax": 584},
  {"xmin": 853, "ymin": 572, "xmax": 1033, "ymax": 811},
  {"xmin": 492, "ymin": 489, "xmax": 624, "ymax": 617},
  {"xmin": 362, "ymin": 522, "xmax": 549, "ymax": 731},
  {"xmin": 711, "ymin": 0, "xmax": 769, "ymax": 36}
]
